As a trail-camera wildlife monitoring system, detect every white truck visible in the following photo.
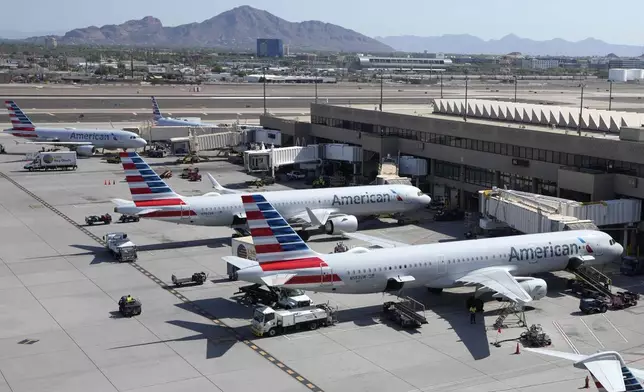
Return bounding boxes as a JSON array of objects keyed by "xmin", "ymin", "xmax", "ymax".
[
  {"xmin": 228, "ymin": 236, "xmax": 255, "ymax": 280},
  {"xmin": 251, "ymin": 303, "xmax": 337, "ymax": 337},
  {"xmin": 103, "ymin": 232, "xmax": 138, "ymax": 262},
  {"xmin": 24, "ymin": 151, "xmax": 77, "ymax": 172}
]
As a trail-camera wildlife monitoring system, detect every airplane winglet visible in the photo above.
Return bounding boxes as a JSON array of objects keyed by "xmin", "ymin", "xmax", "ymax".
[
  {"xmin": 207, "ymin": 173, "xmax": 239, "ymax": 194},
  {"xmin": 305, "ymin": 207, "xmax": 330, "ymax": 226}
]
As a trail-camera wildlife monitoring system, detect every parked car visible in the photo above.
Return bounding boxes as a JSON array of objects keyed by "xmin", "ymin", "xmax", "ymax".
[{"xmin": 286, "ymin": 170, "xmax": 306, "ymax": 181}]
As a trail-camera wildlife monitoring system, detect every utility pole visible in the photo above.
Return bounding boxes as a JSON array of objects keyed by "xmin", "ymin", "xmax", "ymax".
[
  {"xmin": 514, "ymin": 75, "xmax": 518, "ymax": 103},
  {"xmin": 379, "ymin": 71, "xmax": 384, "ymax": 111},
  {"xmin": 314, "ymin": 79, "xmax": 318, "ymax": 104},
  {"xmin": 464, "ymin": 75, "xmax": 469, "ymax": 122},
  {"xmin": 262, "ymin": 67, "xmax": 267, "ymax": 114},
  {"xmin": 608, "ymin": 80, "xmax": 613, "ymax": 111},
  {"xmin": 577, "ymin": 83, "xmax": 586, "ymax": 135}
]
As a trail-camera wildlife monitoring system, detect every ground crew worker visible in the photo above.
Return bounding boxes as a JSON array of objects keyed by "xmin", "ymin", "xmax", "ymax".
[
  {"xmin": 469, "ymin": 306, "xmax": 477, "ymax": 324},
  {"xmin": 126, "ymin": 295, "xmax": 134, "ymax": 303}
]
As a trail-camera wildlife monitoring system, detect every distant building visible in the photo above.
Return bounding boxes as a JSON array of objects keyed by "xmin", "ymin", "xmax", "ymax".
[
  {"xmin": 609, "ymin": 58, "xmax": 644, "ymax": 69},
  {"xmin": 521, "ymin": 58, "xmax": 560, "ymax": 70},
  {"xmin": 44, "ymin": 37, "xmax": 57, "ymax": 49},
  {"xmin": 356, "ymin": 56, "xmax": 452, "ymax": 70},
  {"xmin": 257, "ymin": 39, "xmax": 284, "ymax": 58}
]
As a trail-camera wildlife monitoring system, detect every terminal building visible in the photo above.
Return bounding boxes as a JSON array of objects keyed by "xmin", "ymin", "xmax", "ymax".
[{"xmin": 260, "ymin": 100, "xmax": 644, "ymax": 252}]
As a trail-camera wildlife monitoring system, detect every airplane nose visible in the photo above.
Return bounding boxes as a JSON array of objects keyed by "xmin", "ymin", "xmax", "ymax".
[{"xmin": 616, "ymin": 243, "xmax": 624, "ymax": 257}]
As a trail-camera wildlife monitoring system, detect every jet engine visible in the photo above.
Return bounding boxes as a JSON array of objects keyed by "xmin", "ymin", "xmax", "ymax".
[
  {"xmin": 75, "ymin": 145, "xmax": 96, "ymax": 157},
  {"xmin": 492, "ymin": 277, "xmax": 548, "ymax": 301},
  {"xmin": 324, "ymin": 215, "xmax": 358, "ymax": 235}
]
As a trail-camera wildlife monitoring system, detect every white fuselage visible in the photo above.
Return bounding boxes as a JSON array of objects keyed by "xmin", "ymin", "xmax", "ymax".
[
  {"xmin": 3, "ymin": 127, "xmax": 147, "ymax": 149},
  {"xmin": 116, "ymin": 184, "xmax": 431, "ymax": 227},
  {"xmin": 237, "ymin": 230, "xmax": 623, "ymax": 294}
]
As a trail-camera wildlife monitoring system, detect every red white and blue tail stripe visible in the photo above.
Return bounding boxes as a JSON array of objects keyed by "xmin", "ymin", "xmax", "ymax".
[
  {"xmin": 242, "ymin": 194, "xmax": 320, "ymax": 264},
  {"xmin": 120, "ymin": 152, "xmax": 185, "ymax": 208},
  {"xmin": 5, "ymin": 100, "xmax": 36, "ymax": 132},
  {"xmin": 151, "ymin": 96, "xmax": 162, "ymax": 119}
]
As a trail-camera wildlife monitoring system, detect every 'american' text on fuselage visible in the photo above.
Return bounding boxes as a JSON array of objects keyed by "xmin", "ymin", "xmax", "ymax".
[
  {"xmin": 509, "ymin": 243, "xmax": 581, "ymax": 262},
  {"xmin": 69, "ymin": 132, "xmax": 113, "ymax": 141},
  {"xmin": 332, "ymin": 193, "xmax": 392, "ymax": 206}
]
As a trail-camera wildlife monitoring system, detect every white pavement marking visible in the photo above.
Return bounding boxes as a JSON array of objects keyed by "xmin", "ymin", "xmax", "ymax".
[
  {"xmin": 580, "ymin": 318, "xmax": 605, "ymax": 349},
  {"xmin": 601, "ymin": 314, "xmax": 628, "ymax": 342},
  {"xmin": 553, "ymin": 320, "xmax": 580, "ymax": 354}
]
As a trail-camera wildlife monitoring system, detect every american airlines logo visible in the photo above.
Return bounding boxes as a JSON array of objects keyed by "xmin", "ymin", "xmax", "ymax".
[
  {"xmin": 69, "ymin": 132, "xmax": 111, "ymax": 141},
  {"xmin": 332, "ymin": 191, "xmax": 401, "ymax": 206},
  {"xmin": 509, "ymin": 241, "xmax": 588, "ymax": 263}
]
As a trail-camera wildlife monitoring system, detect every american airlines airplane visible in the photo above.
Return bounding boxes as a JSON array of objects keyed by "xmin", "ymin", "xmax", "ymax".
[
  {"xmin": 3, "ymin": 100, "xmax": 147, "ymax": 156},
  {"xmin": 112, "ymin": 152, "xmax": 431, "ymax": 240},
  {"xmin": 151, "ymin": 96, "xmax": 218, "ymax": 127},
  {"xmin": 223, "ymin": 194, "xmax": 624, "ymax": 303},
  {"xmin": 525, "ymin": 348, "xmax": 644, "ymax": 392}
]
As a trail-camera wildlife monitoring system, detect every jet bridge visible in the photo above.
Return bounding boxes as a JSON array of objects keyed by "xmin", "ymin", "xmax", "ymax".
[{"xmin": 479, "ymin": 188, "xmax": 641, "ymax": 234}]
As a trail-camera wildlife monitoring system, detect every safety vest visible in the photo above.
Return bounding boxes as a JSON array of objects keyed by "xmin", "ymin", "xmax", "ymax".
[{"xmin": 469, "ymin": 306, "xmax": 477, "ymax": 313}]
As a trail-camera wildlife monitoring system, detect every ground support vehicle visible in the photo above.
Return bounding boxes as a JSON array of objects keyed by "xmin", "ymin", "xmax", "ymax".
[
  {"xmin": 118, "ymin": 296, "xmax": 142, "ymax": 317},
  {"xmin": 251, "ymin": 304, "xmax": 337, "ymax": 337},
  {"xmin": 621, "ymin": 256, "xmax": 644, "ymax": 276},
  {"xmin": 118, "ymin": 214, "xmax": 140, "ymax": 223},
  {"xmin": 579, "ymin": 297, "xmax": 609, "ymax": 314},
  {"xmin": 104, "ymin": 232, "xmax": 138, "ymax": 262},
  {"xmin": 519, "ymin": 324, "xmax": 552, "ymax": 347},
  {"xmin": 234, "ymin": 284, "xmax": 312, "ymax": 309},
  {"xmin": 171, "ymin": 272, "xmax": 208, "ymax": 287},
  {"xmin": 24, "ymin": 151, "xmax": 77, "ymax": 171},
  {"xmin": 86, "ymin": 214, "xmax": 112, "ymax": 225},
  {"xmin": 383, "ymin": 296, "xmax": 428, "ymax": 328}
]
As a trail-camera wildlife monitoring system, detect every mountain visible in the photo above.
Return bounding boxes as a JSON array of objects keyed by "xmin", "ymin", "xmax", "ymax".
[
  {"xmin": 24, "ymin": 6, "xmax": 393, "ymax": 53},
  {"xmin": 0, "ymin": 30, "xmax": 65, "ymax": 40},
  {"xmin": 375, "ymin": 34, "xmax": 644, "ymax": 57}
]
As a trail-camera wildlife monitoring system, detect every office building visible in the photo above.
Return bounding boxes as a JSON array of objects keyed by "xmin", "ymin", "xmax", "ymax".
[{"xmin": 257, "ymin": 39, "xmax": 284, "ymax": 58}]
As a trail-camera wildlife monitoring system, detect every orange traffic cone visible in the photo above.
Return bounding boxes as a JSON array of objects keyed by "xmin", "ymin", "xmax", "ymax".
[
  {"xmin": 514, "ymin": 342, "xmax": 520, "ymax": 355},
  {"xmin": 584, "ymin": 375, "xmax": 590, "ymax": 389}
]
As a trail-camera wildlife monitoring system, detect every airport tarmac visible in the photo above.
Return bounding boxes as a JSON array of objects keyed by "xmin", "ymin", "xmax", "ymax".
[
  {"xmin": 1, "ymin": 80, "xmax": 643, "ymax": 123},
  {"xmin": 1, "ymin": 142, "xmax": 644, "ymax": 391}
]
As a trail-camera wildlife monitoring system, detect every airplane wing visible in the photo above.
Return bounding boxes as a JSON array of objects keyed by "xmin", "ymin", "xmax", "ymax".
[
  {"xmin": 343, "ymin": 232, "xmax": 410, "ymax": 248},
  {"xmin": 524, "ymin": 348, "xmax": 632, "ymax": 392},
  {"xmin": 27, "ymin": 141, "xmax": 93, "ymax": 146},
  {"xmin": 456, "ymin": 267, "xmax": 533, "ymax": 304},
  {"xmin": 288, "ymin": 208, "xmax": 336, "ymax": 226}
]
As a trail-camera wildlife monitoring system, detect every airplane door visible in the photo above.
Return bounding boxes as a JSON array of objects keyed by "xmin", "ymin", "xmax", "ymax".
[
  {"xmin": 320, "ymin": 264, "xmax": 334, "ymax": 287},
  {"xmin": 433, "ymin": 255, "xmax": 446, "ymax": 276}
]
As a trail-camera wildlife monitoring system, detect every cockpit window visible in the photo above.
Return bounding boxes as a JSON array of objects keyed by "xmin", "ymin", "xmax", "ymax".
[
  {"xmin": 609, "ymin": 239, "xmax": 615, "ymax": 245},
  {"xmin": 417, "ymin": 191, "xmax": 424, "ymax": 196}
]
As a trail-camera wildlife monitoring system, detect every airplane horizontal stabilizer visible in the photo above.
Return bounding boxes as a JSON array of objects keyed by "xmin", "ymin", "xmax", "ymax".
[
  {"xmin": 261, "ymin": 273, "xmax": 297, "ymax": 287},
  {"xmin": 111, "ymin": 198, "xmax": 133, "ymax": 207},
  {"xmin": 222, "ymin": 256, "xmax": 258, "ymax": 271}
]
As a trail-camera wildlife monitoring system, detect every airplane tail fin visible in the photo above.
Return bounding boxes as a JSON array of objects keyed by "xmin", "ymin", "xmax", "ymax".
[
  {"xmin": 151, "ymin": 96, "xmax": 162, "ymax": 119},
  {"xmin": 242, "ymin": 194, "xmax": 321, "ymax": 263},
  {"xmin": 119, "ymin": 152, "xmax": 186, "ymax": 208},
  {"xmin": 5, "ymin": 101, "xmax": 36, "ymax": 131},
  {"xmin": 207, "ymin": 173, "xmax": 239, "ymax": 195}
]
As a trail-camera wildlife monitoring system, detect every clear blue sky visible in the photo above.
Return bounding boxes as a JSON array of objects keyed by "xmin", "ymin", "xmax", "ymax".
[{"xmin": 5, "ymin": 0, "xmax": 643, "ymax": 45}]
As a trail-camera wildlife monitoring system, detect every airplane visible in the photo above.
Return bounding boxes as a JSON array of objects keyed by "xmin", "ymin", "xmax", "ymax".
[
  {"xmin": 3, "ymin": 100, "xmax": 147, "ymax": 156},
  {"xmin": 223, "ymin": 193, "xmax": 624, "ymax": 302},
  {"xmin": 525, "ymin": 348, "xmax": 644, "ymax": 392},
  {"xmin": 151, "ymin": 96, "xmax": 219, "ymax": 127},
  {"xmin": 111, "ymin": 152, "xmax": 431, "ymax": 241}
]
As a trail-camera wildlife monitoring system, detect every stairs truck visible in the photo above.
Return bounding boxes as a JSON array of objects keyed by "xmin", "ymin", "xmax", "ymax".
[
  {"xmin": 24, "ymin": 151, "xmax": 77, "ymax": 171},
  {"xmin": 103, "ymin": 232, "xmax": 138, "ymax": 262},
  {"xmin": 251, "ymin": 303, "xmax": 337, "ymax": 337},
  {"xmin": 228, "ymin": 236, "xmax": 255, "ymax": 280}
]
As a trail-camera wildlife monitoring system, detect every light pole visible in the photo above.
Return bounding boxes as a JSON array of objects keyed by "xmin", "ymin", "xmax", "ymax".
[
  {"xmin": 464, "ymin": 75, "xmax": 469, "ymax": 122},
  {"xmin": 379, "ymin": 71, "xmax": 384, "ymax": 111},
  {"xmin": 440, "ymin": 72, "xmax": 443, "ymax": 99},
  {"xmin": 608, "ymin": 80, "xmax": 613, "ymax": 111},
  {"xmin": 314, "ymin": 79, "xmax": 318, "ymax": 104},
  {"xmin": 514, "ymin": 75, "xmax": 518, "ymax": 103},
  {"xmin": 577, "ymin": 82, "xmax": 586, "ymax": 135},
  {"xmin": 262, "ymin": 67, "xmax": 267, "ymax": 114}
]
